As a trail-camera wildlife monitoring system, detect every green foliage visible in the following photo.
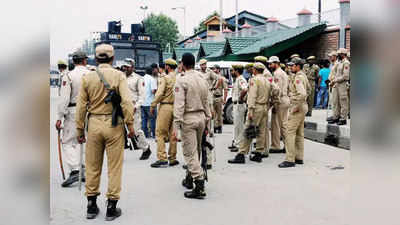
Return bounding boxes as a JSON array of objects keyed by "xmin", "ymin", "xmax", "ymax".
[
  {"xmin": 143, "ymin": 13, "xmax": 179, "ymax": 51},
  {"xmin": 193, "ymin": 11, "xmax": 220, "ymax": 34}
]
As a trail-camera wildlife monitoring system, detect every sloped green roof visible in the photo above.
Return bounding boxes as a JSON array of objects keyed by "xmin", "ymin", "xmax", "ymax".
[
  {"xmin": 200, "ymin": 41, "xmax": 225, "ymax": 56},
  {"xmin": 236, "ymin": 23, "xmax": 327, "ymax": 55},
  {"xmin": 173, "ymin": 47, "xmax": 200, "ymax": 61},
  {"xmin": 225, "ymin": 37, "xmax": 260, "ymax": 54},
  {"xmin": 206, "ymin": 22, "xmax": 327, "ymax": 61}
]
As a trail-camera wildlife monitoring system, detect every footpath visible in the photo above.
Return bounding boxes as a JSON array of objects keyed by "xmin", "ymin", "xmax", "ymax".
[{"xmin": 304, "ymin": 109, "xmax": 350, "ymax": 150}]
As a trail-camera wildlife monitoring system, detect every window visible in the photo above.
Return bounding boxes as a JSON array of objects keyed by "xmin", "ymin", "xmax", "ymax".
[
  {"xmin": 208, "ymin": 25, "xmax": 220, "ymax": 31},
  {"xmin": 113, "ymin": 48, "xmax": 135, "ymax": 65},
  {"xmin": 136, "ymin": 49, "xmax": 160, "ymax": 68}
]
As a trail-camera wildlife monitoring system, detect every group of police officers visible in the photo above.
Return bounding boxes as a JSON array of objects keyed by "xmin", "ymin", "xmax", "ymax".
[{"xmin": 55, "ymin": 43, "xmax": 350, "ymax": 221}]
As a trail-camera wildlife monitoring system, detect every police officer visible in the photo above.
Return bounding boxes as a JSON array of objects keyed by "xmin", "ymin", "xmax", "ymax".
[
  {"xmin": 229, "ymin": 64, "xmax": 248, "ymax": 152},
  {"xmin": 211, "ymin": 64, "xmax": 227, "ymax": 134},
  {"xmin": 150, "ymin": 58, "xmax": 179, "ymax": 168},
  {"xmin": 55, "ymin": 51, "xmax": 89, "ymax": 187},
  {"xmin": 279, "ymin": 57, "xmax": 308, "ymax": 168},
  {"xmin": 305, "ymin": 56, "xmax": 320, "ymax": 117},
  {"xmin": 329, "ymin": 48, "xmax": 350, "ymax": 125},
  {"xmin": 269, "ymin": 56, "xmax": 289, "ymax": 153},
  {"xmin": 199, "ymin": 59, "xmax": 219, "ymax": 167},
  {"xmin": 174, "ymin": 53, "xmax": 211, "ymax": 199},
  {"xmin": 76, "ymin": 44, "xmax": 134, "ymax": 220},
  {"xmin": 124, "ymin": 58, "xmax": 152, "ymax": 160},
  {"xmin": 228, "ymin": 62, "xmax": 278, "ymax": 164},
  {"xmin": 57, "ymin": 60, "xmax": 68, "ymax": 96},
  {"xmin": 244, "ymin": 63, "xmax": 254, "ymax": 79},
  {"xmin": 254, "ymin": 56, "xmax": 272, "ymax": 78},
  {"xmin": 254, "ymin": 56, "xmax": 274, "ymax": 157},
  {"xmin": 327, "ymin": 51, "xmax": 339, "ymax": 121}
]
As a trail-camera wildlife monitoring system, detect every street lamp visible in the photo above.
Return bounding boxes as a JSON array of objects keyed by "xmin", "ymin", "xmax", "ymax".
[
  {"xmin": 172, "ymin": 6, "xmax": 186, "ymax": 40},
  {"xmin": 140, "ymin": 6, "xmax": 148, "ymax": 21}
]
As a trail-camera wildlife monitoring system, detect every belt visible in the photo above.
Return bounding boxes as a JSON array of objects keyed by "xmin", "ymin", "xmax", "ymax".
[
  {"xmin": 68, "ymin": 103, "xmax": 76, "ymax": 107},
  {"xmin": 214, "ymin": 95, "xmax": 223, "ymax": 98},
  {"xmin": 255, "ymin": 102, "xmax": 267, "ymax": 105},
  {"xmin": 233, "ymin": 101, "xmax": 244, "ymax": 105},
  {"xmin": 160, "ymin": 102, "xmax": 173, "ymax": 104}
]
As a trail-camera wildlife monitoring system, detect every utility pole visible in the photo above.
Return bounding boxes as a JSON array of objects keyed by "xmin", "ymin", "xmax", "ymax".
[
  {"xmin": 318, "ymin": 0, "xmax": 321, "ymax": 23},
  {"xmin": 172, "ymin": 6, "xmax": 186, "ymax": 40},
  {"xmin": 219, "ymin": 0, "xmax": 223, "ymax": 35},
  {"xmin": 235, "ymin": 0, "xmax": 238, "ymax": 36}
]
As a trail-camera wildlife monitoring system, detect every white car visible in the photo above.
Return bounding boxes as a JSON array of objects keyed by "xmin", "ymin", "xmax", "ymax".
[{"xmin": 196, "ymin": 61, "xmax": 250, "ymax": 124}]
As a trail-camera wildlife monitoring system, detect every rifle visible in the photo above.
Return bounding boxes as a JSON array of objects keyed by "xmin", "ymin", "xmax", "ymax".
[
  {"xmin": 97, "ymin": 68, "xmax": 124, "ymax": 127},
  {"xmin": 57, "ymin": 129, "xmax": 66, "ymax": 180}
]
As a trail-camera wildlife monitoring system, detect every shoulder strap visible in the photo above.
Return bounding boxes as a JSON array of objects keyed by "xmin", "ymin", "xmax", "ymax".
[{"xmin": 96, "ymin": 68, "xmax": 111, "ymax": 90}]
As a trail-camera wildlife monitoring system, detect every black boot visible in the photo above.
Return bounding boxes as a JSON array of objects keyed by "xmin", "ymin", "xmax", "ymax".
[
  {"xmin": 150, "ymin": 160, "xmax": 168, "ymax": 168},
  {"xmin": 61, "ymin": 170, "xmax": 79, "ymax": 187},
  {"xmin": 269, "ymin": 148, "xmax": 285, "ymax": 154},
  {"xmin": 306, "ymin": 111, "xmax": 312, "ymax": 117},
  {"xmin": 105, "ymin": 199, "xmax": 122, "ymax": 221},
  {"xmin": 295, "ymin": 159, "xmax": 304, "ymax": 165},
  {"xmin": 182, "ymin": 164, "xmax": 188, "ymax": 170},
  {"xmin": 228, "ymin": 140, "xmax": 236, "ymax": 149},
  {"xmin": 169, "ymin": 160, "xmax": 180, "ymax": 167},
  {"xmin": 227, "ymin": 153, "xmax": 245, "ymax": 164},
  {"xmin": 182, "ymin": 171, "xmax": 193, "ymax": 189},
  {"xmin": 250, "ymin": 152, "xmax": 263, "ymax": 163},
  {"xmin": 217, "ymin": 127, "xmax": 222, "ymax": 133},
  {"xmin": 230, "ymin": 146, "xmax": 239, "ymax": 152},
  {"xmin": 86, "ymin": 196, "xmax": 99, "ymax": 219},
  {"xmin": 139, "ymin": 147, "xmax": 152, "ymax": 160},
  {"xmin": 337, "ymin": 119, "xmax": 347, "ymax": 125},
  {"xmin": 328, "ymin": 118, "xmax": 339, "ymax": 124},
  {"xmin": 184, "ymin": 179, "xmax": 206, "ymax": 199},
  {"xmin": 278, "ymin": 161, "xmax": 296, "ymax": 168},
  {"xmin": 326, "ymin": 116, "xmax": 335, "ymax": 122}
]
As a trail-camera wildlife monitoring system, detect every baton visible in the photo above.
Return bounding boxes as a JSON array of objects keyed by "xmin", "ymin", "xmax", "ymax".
[
  {"xmin": 211, "ymin": 119, "xmax": 216, "ymax": 162},
  {"xmin": 57, "ymin": 129, "xmax": 66, "ymax": 180},
  {"xmin": 78, "ymin": 144, "xmax": 84, "ymax": 191}
]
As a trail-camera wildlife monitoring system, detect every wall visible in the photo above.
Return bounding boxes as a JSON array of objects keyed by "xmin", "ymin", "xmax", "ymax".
[{"xmin": 278, "ymin": 27, "xmax": 350, "ymax": 61}]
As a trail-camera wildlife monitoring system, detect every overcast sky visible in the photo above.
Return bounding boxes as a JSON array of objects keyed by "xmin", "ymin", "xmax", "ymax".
[{"xmin": 50, "ymin": 0, "xmax": 340, "ymax": 66}]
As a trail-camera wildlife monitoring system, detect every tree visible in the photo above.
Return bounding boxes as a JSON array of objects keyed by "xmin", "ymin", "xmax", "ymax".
[
  {"xmin": 193, "ymin": 11, "xmax": 220, "ymax": 34},
  {"xmin": 143, "ymin": 13, "xmax": 179, "ymax": 51}
]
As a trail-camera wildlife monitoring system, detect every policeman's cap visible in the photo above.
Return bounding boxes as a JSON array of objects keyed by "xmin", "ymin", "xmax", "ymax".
[
  {"xmin": 254, "ymin": 56, "xmax": 268, "ymax": 63},
  {"xmin": 57, "ymin": 60, "xmax": 67, "ymax": 66},
  {"xmin": 96, "ymin": 44, "xmax": 114, "ymax": 59},
  {"xmin": 232, "ymin": 64, "xmax": 244, "ymax": 69},
  {"xmin": 291, "ymin": 57, "xmax": 305, "ymax": 65},
  {"xmin": 268, "ymin": 56, "xmax": 280, "ymax": 63},
  {"xmin": 290, "ymin": 54, "xmax": 300, "ymax": 59},
  {"xmin": 254, "ymin": 62, "xmax": 266, "ymax": 70},
  {"xmin": 199, "ymin": 59, "xmax": 207, "ymax": 65},
  {"xmin": 212, "ymin": 64, "xmax": 221, "ymax": 69},
  {"xmin": 72, "ymin": 50, "xmax": 88, "ymax": 60},
  {"xmin": 307, "ymin": 56, "xmax": 316, "ymax": 61},
  {"xmin": 245, "ymin": 63, "xmax": 254, "ymax": 69},
  {"xmin": 164, "ymin": 58, "xmax": 177, "ymax": 66},
  {"xmin": 125, "ymin": 58, "xmax": 135, "ymax": 65},
  {"xmin": 337, "ymin": 48, "xmax": 348, "ymax": 55}
]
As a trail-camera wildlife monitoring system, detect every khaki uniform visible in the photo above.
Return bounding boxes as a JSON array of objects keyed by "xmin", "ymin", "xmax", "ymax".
[
  {"xmin": 306, "ymin": 64, "xmax": 320, "ymax": 115},
  {"xmin": 199, "ymin": 68, "xmax": 219, "ymax": 164},
  {"xmin": 239, "ymin": 74, "xmax": 277, "ymax": 155},
  {"xmin": 328, "ymin": 60, "xmax": 339, "ymax": 111},
  {"xmin": 126, "ymin": 72, "xmax": 149, "ymax": 150},
  {"xmin": 232, "ymin": 75, "xmax": 248, "ymax": 147},
  {"xmin": 333, "ymin": 58, "xmax": 350, "ymax": 120},
  {"xmin": 263, "ymin": 73, "xmax": 280, "ymax": 155},
  {"xmin": 151, "ymin": 71, "xmax": 177, "ymax": 161},
  {"xmin": 174, "ymin": 69, "xmax": 211, "ymax": 180},
  {"xmin": 212, "ymin": 74, "xmax": 227, "ymax": 128},
  {"xmin": 57, "ymin": 65, "xmax": 88, "ymax": 172},
  {"xmin": 76, "ymin": 64, "xmax": 134, "ymax": 200},
  {"xmin": 285, "ymin": 70, "xmax": 308, "ymax": 163},
  {"xmin": 271, "ymin": 67, "xmax": 290, "ymax": 149}
]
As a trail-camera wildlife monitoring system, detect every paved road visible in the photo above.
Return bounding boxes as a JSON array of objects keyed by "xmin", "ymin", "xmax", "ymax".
[{"xmin": 50, "ymin": 88, "xmax": 349, "ymax": 225}]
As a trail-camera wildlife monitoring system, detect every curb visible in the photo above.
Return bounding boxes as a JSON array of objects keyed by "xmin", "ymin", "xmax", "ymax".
[{"xmin": 304, "ymin": 121, "xmax": 350, "ymax": 150}]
